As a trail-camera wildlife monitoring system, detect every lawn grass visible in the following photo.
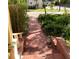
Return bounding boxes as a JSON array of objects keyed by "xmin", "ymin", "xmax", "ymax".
[
  {"xmin": 28, "ymin": 8, "xmax": 70, "ymax": 13},
  {"xmin": 65, "ymin": 40, "xmax": 70, "ymax": 48}
]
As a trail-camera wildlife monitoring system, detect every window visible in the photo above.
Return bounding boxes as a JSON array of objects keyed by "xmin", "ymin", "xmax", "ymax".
[{"xmin": 30, "ymin": 2, "xmax": 32, "ymax": 4}]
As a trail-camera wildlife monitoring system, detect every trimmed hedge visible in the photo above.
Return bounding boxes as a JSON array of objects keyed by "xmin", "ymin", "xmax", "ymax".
[
  {"xmin": 9, "ymin": 4, "xmax": 28, "ymax": 33},
  {"xmin": 38, "ymin": 14, "xmax": 70, "ymax": 40}
]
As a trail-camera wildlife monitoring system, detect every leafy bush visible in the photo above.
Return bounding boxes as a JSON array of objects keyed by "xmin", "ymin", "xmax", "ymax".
[
  {"xmin": 38, "ymin": 14, "xmax": 70, "ymax": 40},
  {"xmin": 9, "ymin": 4, "xmax": 28, "ymax": 33}
]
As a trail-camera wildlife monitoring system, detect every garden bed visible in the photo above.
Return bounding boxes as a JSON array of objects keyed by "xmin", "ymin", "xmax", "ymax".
[{"xmin": 38, "ymin": 14, "xmax": 70, "ymax": 41}]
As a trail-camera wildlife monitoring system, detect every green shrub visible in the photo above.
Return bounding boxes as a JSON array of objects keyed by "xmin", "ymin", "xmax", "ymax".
[
  {"xmin": 38, "ymin": 14, "xmax": 70, "ymax": 40},
  {"xmin": 9, "ymin": 4, "xmax": 28, "ymax": 33}
]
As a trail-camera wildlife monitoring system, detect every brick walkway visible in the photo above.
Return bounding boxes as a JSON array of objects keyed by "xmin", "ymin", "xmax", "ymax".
[{"xmin": 21, "ymin": 17, "xmax": 65, "ymax": 59}]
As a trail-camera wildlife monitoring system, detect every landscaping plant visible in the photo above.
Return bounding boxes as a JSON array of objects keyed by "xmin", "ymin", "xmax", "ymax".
[{"xmin": 38, "ymin": 14, "xmax": 70, "ymax": 40}]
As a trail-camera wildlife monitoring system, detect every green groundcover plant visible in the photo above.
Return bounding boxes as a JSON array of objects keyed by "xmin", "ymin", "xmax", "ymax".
[{"xmin": 38, "ymin": 14, "xmax": 70, "ymax": 40}]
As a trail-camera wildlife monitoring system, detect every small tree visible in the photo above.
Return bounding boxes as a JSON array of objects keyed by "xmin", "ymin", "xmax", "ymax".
[
  {"xmin": 58, "ymin": 0, "xmax": 61, "ymax": 11},
  {"xmin": 34, "ymin": 0, "xmax": 38, "ymax": 8},
  {"xmin": 42, "ymin": 0, "xmax": 47, "ymax": 15},
  {"xmin": 49, "ymin": 1, "xmax": 54, "ymax": 10}
]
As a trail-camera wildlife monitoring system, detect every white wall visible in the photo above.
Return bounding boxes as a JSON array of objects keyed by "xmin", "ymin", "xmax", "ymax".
[
  {"xmin": 12, "ymin": 34, "xmax": 20, "ymax": 59},
  {"xmin": 27, "ymin": 0, "xmax": 36, "ymax": 6},
  {"xmin": 27, "ymin": 0, "xmax": 43, "ymax": 8},
  {"xmin": 27, "ymin": 0, "xmax": 51, "ymax": 8},
  {"xmin": 37, "ymin": 0, "xmax": 43, "ymax": 8}
]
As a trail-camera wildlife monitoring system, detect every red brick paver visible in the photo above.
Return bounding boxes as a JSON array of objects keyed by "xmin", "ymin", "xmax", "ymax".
[{"xmin": 21, "ymin": 17, "xmax": 66, "ymax": 59}]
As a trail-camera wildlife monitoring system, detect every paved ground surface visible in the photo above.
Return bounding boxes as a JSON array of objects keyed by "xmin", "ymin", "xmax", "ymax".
[
  {"xmin": 21, "ymin": 17, "xmax": 65, "ymax": 59},
  {"xmin": 27, "ymin": 12, "xmax": 65, "ymax": 17},
  {"xmin": 46, "ymin": 6, "xmax": 70, "ymax": 10},
  {"xmin": 27, "ymin": 6, "xmax": 70, "ymax": 17}
]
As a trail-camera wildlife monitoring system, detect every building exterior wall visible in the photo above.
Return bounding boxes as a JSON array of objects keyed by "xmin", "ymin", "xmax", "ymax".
[
  {"xmin": 27, "ymin": 0, "xmax": 52, "ymax": 8},
  {"xmin": 27, "ymin": 0, "xmax": 36, "ymax": 7},
  {"xmin": 37, "ymin": 0, "xmax": 43, "ymax": 8},
  {"xmin": 27, "ymin": 0, "xmax": 43, "ymax": 8}
]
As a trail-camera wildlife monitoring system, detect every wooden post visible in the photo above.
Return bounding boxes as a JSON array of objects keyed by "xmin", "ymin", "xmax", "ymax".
[{"xmin": 8, "ymin": 9, "xmax": 15, "ymax": 59}]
